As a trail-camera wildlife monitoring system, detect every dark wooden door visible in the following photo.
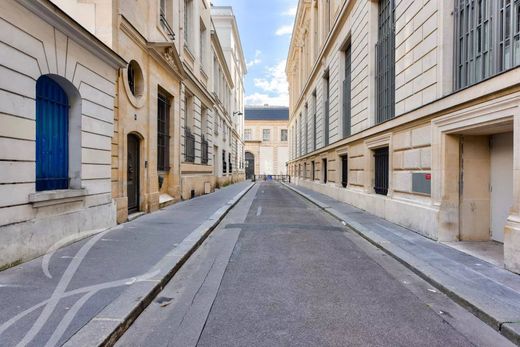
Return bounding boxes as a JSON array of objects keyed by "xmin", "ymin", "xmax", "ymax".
[
  {"xmin": 127, "ymin": 134, "xmax": 140, "ymax": 213},
  {"xmin": 245, "ymin": 152, "xmax": 255, "ymax": 180}
]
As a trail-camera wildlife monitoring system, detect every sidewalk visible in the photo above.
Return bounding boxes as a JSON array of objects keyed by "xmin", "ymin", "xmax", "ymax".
[
  {"xmin": 283, "ymin": 182, "xmax": 520, "ymax": 345},
  {"xmin": 0, "ymin": 181, "xmax": 253, "ymax": 347}
]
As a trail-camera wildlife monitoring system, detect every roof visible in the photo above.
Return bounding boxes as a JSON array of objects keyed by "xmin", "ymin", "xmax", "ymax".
[{"xmin": 245, "ymin": 106, "xmax": 289, "ymax": 120}]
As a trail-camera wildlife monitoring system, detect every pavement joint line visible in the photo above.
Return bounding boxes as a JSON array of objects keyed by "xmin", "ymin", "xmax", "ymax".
[
  {"xmin": 62, "ymin": 182, "xmax": 255, "ymax": 347},
  {"xmin": 280, "ymin": 182, "xmax": 520, "ymax": 346}
]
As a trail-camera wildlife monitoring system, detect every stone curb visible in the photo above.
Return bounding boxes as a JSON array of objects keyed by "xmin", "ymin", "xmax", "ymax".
[
  {"xmin": 281, "ymin": 182, "xmax": 520, "ymax": 346},
  {"xmin": 63, "ymin": 182, "xmax": 255, "ymax": 347}
]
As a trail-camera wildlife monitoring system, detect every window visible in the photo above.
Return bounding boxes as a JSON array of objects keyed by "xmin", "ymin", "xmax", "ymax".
[
  {"xmin": 222, "ymin": 150, "xmax": 227, "ymax": 174},
  {"xmin": 184, "ymin": 0, "xmax": 193, "ymax": 46},
  {"xmin": 299, "ymin": 113, "xmax": 303, "ymax": 154},
  {"xmin": 343, "ymin": 44, "xmax": 352, "ymax": 138},
  {"xmin": 341, "ymin": 155, "xmax": 348, "ymax": 188},
  {"xmin": 160, "ymin": 0, "xmax": 174, "ymax": 39},
  {"xmin": 304, "ymin": 162, "xmax": 307, "ymax": 179},
  {"xmin": 305, "ymin": 104, "xmax": 309, "ymax": 154},
  {"xmin": 312, "ymin": 90, "xmax": 317, "ymax": 150},
  {"xmin": 374, "ymin": 147, "xmax": 389, "ymax": 195},
  {"xmin": 244, "ymin": 128, "xmax": 252, "ymax": 140},
  {"xmin": 263, "ymin": 129, "xmax": 271, "ymax": 141},
  {"xmin": 323, "ymin": 73, "xmax": 330, "ymax": 146},
  {"xmin": 127, "ymin": 60, "xmax": 144, "ymax": 98},
  {"xmin": 157, "ymin": 92, "xmax": 170, "ymax": 171},
  {"xmin": 322, "ymin": 158, "xmax": 328, "ymax": 183},
  {"xmin": 455, "ymin": 0, "xmax": 520, "ymax": 89},
  {"xmin": 280, "ymin": 129, "xmax": 288, "ymax": 142},
  {"xmin": 229, "ymin": 153, "xmax": 232, "ymax": 172},
  {"xmin": 200, "ymin": 19, "xmax": 207, "ymax": 67},
  {"xmin": 36, "ymin": 76, "xmax": 69, "ymax": 191},
  {"xmin": 376, "ymin": 0, "xmax": 395, "ymax": 124},
  {"xmin": 497, "ymin": 0, "xmax": 520, "ymax": 71},
  {"xmin": 311, "ymin": 161, "xmax": 315, "ymax": 180}
]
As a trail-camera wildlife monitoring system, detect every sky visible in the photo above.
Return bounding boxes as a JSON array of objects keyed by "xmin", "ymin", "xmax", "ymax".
[{"xmin": 212, "ymin": 0, "xmax": 298, "ymax": 107}]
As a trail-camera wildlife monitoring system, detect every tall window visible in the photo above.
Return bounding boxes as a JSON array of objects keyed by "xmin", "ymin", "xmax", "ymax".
[
  {"xmin": 497, "ymin": 0, "xmax": 520, "ymax": 71},
  {"xmin": 36, "ymin": 76, "xmax": 69, "ymax": 191},
  {"xmin": 323, "ymin": 72, "xmax": 330, "ymax": 146},
  {"xmin": 281, "ymin": 129, "xmax": 288, "ymax": 142},
  {"xmin": 200, "ymin": 20, "xmax": 207, "ymax": 67},
  {"xmin": 455, "ymin": 0, "xmax": 520, "ymax": 89},
  {"xmin": 263, "ymin": 129, "xmax": 271, "ymax": 142},
  {"xmin": 222, "ymin": 150, "xmax": 227, "ymax": 174},
  {"xmin": 304, "ymin": 103, "xmax": 309, "ymax": 154},
  {"xmin": 184, "ymin": 0, "xmax": 193, "ymax": 46},
  {"xmin": 157, "ymin": 93, "xmax": 170, "ymax": 171},
  {"xmin": 343, "ymin": 44, "xmax": 352, "ymax": 138},
  {"xmin": 312, "ymin": 90, "xmax": 317, "ymax": 150},
  {"xmin": 341, "ymin": 154, "xmax": 348, "ymax": 188},
  {"xmin": 322, "ymin": 158, "xmax": 328, "ymax": 183},
  {"xmin": 311, "ymin": 161, "xmax": 315, "ymax": 180},
  {"xmin": 244, "ymin": 128, "xmax": 252, "ymax": 140},
  {"xmin": 299, "ymin": 113, "xmax": 303, "ymax": 155},
  {"xmin": 374, "ymin": 147, "xmax": 389, "ymax": 196},
  {"xmin": 376, "ymin": 0, "xmax": 395, "ymax": 124}
]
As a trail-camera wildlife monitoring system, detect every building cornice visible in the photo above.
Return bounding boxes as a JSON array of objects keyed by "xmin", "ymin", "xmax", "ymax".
[{"xmin": 17, "ymin": 0, "xmax": 126, "ymax": 69}]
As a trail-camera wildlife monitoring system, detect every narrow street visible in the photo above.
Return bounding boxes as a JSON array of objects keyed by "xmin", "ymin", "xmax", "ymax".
[{"xmin": 117, "ymin": 182, "xmax": 512, "ymax": 347}]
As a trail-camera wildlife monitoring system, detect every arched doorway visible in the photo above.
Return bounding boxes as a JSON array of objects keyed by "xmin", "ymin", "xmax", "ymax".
[
  {"xmin": 127, "ymin": 134, "xmax": 140, "ymax": 213},
  {"xmin": 245, "ymin": 152, "xmax": 255, "ymax": 180},
  {"xmin": 36, "ymin": 76, "xmax": 69, "ymax": 191}
]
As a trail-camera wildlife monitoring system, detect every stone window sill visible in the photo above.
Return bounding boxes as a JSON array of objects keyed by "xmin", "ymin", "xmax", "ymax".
[{"xmin": 29, "ymin": 189, "xmax": 87, "ymax": 208}]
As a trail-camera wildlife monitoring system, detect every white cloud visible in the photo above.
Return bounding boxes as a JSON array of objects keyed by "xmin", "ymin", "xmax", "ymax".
[
  {"xmin": 246, "ymin": 50, "xmax": 262, "ymax": 68},
  {"xmin": 245, "ymin": 60, "xmax": 289, "ymax": 107},
  {"xmin": 275, "ymin": 25, "xmax": 293, "ymax": 36},
  {"xmin": 282, "ymin": 6, "xmax": 297, "ymax": 17}
]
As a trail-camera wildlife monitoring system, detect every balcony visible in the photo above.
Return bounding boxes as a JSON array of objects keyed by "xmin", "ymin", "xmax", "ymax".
[
  {"xmin": 159, "ymin": 10, "xmax": 175, "ymax": 41},
  {"xmin": 184, "ymin": 128, "xmax": 195, "ymax": 163}
]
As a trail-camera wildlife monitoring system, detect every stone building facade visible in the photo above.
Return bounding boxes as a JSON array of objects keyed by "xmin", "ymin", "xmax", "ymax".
[
  {"xmin": 244, "ymin": 107, "xmax": 289, "ymax": 178},
  {"xmin": 0, "ymin": 0, "xmax": 125, "ymax": 268},
  {"xmin": 287, "ymin": 0, "xmax": 520, "ymax": 273},
  {"xmin": 179, "ymin": 0, "xmax": 246, "ymax": 199},
  {"xmin": 53, "ymin": 0, "xmax": 185, "ymax": 223}
]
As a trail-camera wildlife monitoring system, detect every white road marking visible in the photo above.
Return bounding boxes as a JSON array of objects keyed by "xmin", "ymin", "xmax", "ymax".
[{"xmin": 256, "ymin": 206, "xmax": 262, "ymax": 216}]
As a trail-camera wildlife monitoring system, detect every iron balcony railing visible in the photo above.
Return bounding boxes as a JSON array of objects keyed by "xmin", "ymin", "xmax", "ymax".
[
  {"xmin": 184, "ymin": 128, "xmax": 195, "ymax": 163},
  {"xmin": 253, "ymin": 175, "xmax": 291, "ymax": 183},
  {"xmin": 201, "ymin": 135, "xmax": 209, "ymax": 165},
  {"xmin": 159, "ymin": 9, "xmax": 175, "ymax": 40}
]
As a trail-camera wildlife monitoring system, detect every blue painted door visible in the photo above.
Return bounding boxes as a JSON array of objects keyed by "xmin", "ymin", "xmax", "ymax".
[{"xmin": 36, "ymin": 76, "xmax": 69, "ymax": 191}]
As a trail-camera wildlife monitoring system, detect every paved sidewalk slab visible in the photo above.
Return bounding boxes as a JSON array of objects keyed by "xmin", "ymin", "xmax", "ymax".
[
  {"xmin": 0, "ymin": 181, "xmax": 253, "ymax": 347},
  {"xmin": 283, "ymin": 182, "xmax": 520, "ymax": 345}
]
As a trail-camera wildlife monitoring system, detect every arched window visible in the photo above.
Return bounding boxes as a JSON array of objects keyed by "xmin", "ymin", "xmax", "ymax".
[{"xmin": 36, "ymin": 76, "xmax": 69, "ymax": 191}]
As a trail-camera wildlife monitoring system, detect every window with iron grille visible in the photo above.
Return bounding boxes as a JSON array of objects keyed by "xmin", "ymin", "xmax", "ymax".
[
  {"xmin": 229, "ymin": 153, "xmax": 232, "ymax": 173},
  {"xmin": 376, "ymin": 0, "xmax": 395, "ymax": 124},
  {"xmin": 184, "ymin": 127, "xmax": 195, "ymax": 163},
  {"xmin": 455, "ymin": 0, "xmax": 520, "ymax": 89},
  {"xmin": 311, "ymin": 161, "xmax": 315, "ymax": 180},
  {"xmin": 374, "ymin": 147, "xmax": 389, "ymax": 195},
  {"xmin": 343, "ymin": 44, "xmax": 352, "ymax": 138},
  {"xmin": 222, "ymin": 150, "xmax": 227, "ymax": 174},
  {"xmin": 157, "ymin": 93, "xmax": 170, "ymax": 171},
  {"xmin": 341, "ymin": 154, "xmax": 348, "ymax": 188},
  {"xmin": 323, "ymin": 72, "xmax": 330, "ymax": 146},
  {"xmin": 201, "ymin": 135, "xmax": 209, "ymax": 164},
  {"xmin": 322, "ymin": 158, "xmax": 328, "ymax": 183}
]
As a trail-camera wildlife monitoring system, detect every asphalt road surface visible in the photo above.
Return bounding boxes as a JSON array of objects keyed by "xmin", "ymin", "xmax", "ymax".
[{"xmin": 117, "ymin": 182, "xmax": 513, "ymax": 347}]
